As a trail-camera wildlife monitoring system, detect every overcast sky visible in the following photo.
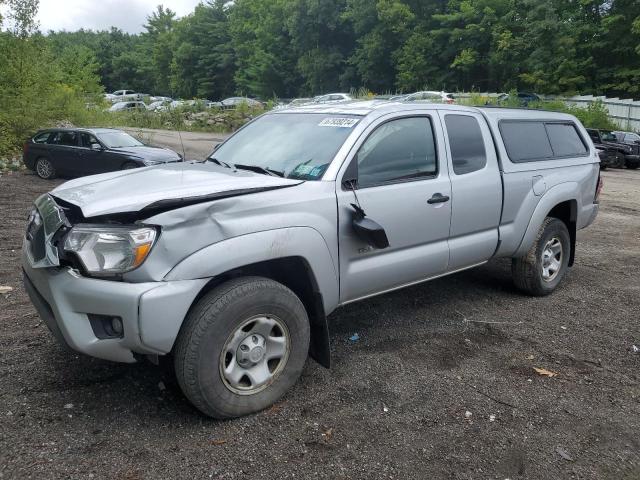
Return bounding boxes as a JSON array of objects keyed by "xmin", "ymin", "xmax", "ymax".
[{"xmin": 34, "ymin": 0, "xmax": 202, "ymax": 34}]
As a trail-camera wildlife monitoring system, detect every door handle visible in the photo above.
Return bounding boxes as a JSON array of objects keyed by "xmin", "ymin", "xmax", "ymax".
[{"xmin": 427, "ymin": 193, "xmax": 450, "ymax": 204}]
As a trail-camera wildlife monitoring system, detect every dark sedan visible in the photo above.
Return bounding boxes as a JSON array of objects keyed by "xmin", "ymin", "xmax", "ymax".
[{"xmin": 23, "ymin": 128, "xmax": 182, "ymax": 179}]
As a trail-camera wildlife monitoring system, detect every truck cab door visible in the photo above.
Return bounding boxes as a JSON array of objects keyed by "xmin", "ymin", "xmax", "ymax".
[
  {"xmin": 336, "ymin": 113, "xmax": 452, "ymax": 303},
  {"xmin": 439, "ymin": 111, "xmax": 502, "ymax": 270}
]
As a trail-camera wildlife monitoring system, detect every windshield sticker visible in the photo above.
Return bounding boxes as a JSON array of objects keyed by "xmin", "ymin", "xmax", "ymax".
[
  {"xmin": 293, "ymin": 164, "xmax": 314, "ymax": 176},
  {"xmin": 309, "ymin": 166, "xmax": 324, "ymax": 177},
  {"xmin": 318, "ymin": 117, "xmax": 358, "ymax": 128}
]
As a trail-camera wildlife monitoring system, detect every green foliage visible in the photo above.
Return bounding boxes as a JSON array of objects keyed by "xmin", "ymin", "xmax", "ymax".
[
  {"xmin": 20, "ymin": 0, "xmax": 640, "ymax": 100},
  {"xmin": 556, "ymin": 101, "xmax": 619, "ymax": 130},
  {"xmin": 0, "ymin": 0, "xmax": 104, "ymax": 159}
]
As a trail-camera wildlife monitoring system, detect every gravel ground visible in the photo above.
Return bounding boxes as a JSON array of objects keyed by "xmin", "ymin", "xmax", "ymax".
[{"xmin": 0, "ymin": 168, "xmax": 639, "ymax": 480}]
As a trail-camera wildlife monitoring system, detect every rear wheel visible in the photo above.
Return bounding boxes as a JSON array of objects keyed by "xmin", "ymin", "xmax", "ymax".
[
  {"xmin": 35, "ymin": 157, "xmax": 56, "ymax": 179},
  {"xmin": 174, "ymin": 277, "xmax": 310, "ymax": 419},
  {"xmin": 512, "ymin": 217, "xmax": 571, "ymax": 296}
]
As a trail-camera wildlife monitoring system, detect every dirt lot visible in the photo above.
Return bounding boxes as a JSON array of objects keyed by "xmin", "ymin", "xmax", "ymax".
[
  {"xmin": 0, "ymin": 168, "xmax": 639, "ymax": 480},
  {"xmin": 122, "ymin": 128, "xmax": 229, "ymax": 160}
]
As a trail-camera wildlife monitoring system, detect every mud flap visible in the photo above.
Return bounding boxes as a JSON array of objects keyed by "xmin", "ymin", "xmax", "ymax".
[{"xmin": 308, "ymin": 292, "xmax": 331, "ymax": 368}]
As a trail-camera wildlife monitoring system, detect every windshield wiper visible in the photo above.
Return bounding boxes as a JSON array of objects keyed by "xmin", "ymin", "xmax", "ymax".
[
  {"xmin": 234, "ymin": 164, "xmax": 285, "ymax": 177},
  {"xmin": 210, "ymin": 157, "xmax": 233, "ymax": 169}
]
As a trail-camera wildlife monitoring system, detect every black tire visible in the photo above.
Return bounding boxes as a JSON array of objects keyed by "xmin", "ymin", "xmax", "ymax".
[
  {"xmin": 174, "ymin": 277, "xmax": 310, "ymax": 419},
  {"xmin": 627, "ymin": 162, "xmax": 639, "ymax": 170},
  {"xmin": 512, "ymin": 217, "xmax": 571, "ymax": 296},
  {"xmin": 35, "ymin": 157, "xmax": 56, "ymax": 179},
  {"xmin": 121, "ymin": 161, "xmax": 138, "ymax": 170}
]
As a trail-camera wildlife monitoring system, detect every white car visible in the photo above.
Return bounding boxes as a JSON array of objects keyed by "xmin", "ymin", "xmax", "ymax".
[
  {"xmin": 313, "ymin": 93, "xmax": 352, "ymax": 104},
  {"xmin": 150, "ymin": 96, "xmax": 173, "ymax": 103},
  {"xmin": 220, "ymin": 97, "xmax": 263, "ymax": 109},
  {"xmin": 110, "ymin": 90, "xmax": 143, "ymax": 103},
  {"xmin": 390, "ymin": 91, "xmax": 455, "ymax": 104},
  {"xmin": 108, "ymin": 101, "xmax": 147, "ymax": 112},
  {"xmin": 147, "ymin": 100, "xmax": 172, "ymax": 112}
]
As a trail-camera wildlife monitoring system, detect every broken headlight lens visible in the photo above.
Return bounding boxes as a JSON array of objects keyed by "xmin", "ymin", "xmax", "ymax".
[{"xmin": 63, "ymin": 225, "xmax": 157, "ymax": 275}]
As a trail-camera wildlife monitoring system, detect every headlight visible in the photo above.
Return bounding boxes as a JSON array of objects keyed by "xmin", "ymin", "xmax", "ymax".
[
  {"xmin": 63, "ymin": 225, "xmax": 157, "ymax": 275},
  {"xmin": 143, "ymin": 159, "xmax": 161, "ymax": 166}
]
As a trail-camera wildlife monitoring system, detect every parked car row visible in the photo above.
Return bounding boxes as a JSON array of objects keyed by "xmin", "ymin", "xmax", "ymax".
[
  {"xmin": 105, "ymin": 95, "xmax": 265, "ymax": 113},
  {"xmin": 281, "ymin": 91, "xmax": 456, "ymax": 109}
]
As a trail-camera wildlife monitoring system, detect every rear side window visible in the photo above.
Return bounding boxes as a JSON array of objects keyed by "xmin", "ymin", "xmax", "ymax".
[
  {"xmin": 33, "ymin": 132, "xmax": 51, "ymax": 143},
  {"xmin": 49, "ymin": 131, "xmax": 78, "ymax": 147},
  {"xmin": 356, "ymin": 117, "xmax": 437, "ymax": 187},
  {"xmin": 500, "ymin": 121, "xmax": 588, "ymax": 162},
  {"xmin": 444, "ymin": 115, "xmax": 487, "ymax": 174},
  {"xmin": 546, "ymin": 123, "xmax": 587, "ymax": 156}
]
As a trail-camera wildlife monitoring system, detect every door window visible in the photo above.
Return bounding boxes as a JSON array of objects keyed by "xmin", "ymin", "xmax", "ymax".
[
  {"xmin": 49, "ymin": 131, "xmax": 78, "ymax": 146},
  {"xmin": 356, "ymin": 117, "xmax": 437, "ymax": 188},
  {"xmin": 80, "ymin": 132, "xmax": 100, "ymax": 148},
  {"xmin": 444, "ymin": 115, "xmax": 487, "ymax": 174}
]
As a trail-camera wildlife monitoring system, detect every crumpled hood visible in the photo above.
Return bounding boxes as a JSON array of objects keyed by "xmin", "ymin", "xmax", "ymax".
[
  {"xmin": 51, "ymin": 161, "xmax": 302, "ymax": 217},
  {"xmin": 110, "ymin": 145, "xmax": 181, "ymax": 162}
]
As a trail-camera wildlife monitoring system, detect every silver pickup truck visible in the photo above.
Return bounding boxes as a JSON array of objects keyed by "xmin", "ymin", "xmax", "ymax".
[{"xmin": 22, "ymin": 102, "xmax": 601, "ymax": 418}]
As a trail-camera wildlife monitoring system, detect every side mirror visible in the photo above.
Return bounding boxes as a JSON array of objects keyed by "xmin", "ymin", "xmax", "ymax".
[
  {"xmin": 351, "ymin": 204, "xmax": 389, "ymax": 249},
  {"xmin": 90, "ymin": 143, "xmax": 103, "ymax": 151}
]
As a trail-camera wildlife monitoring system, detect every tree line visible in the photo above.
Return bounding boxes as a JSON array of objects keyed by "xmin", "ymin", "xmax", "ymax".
[{"xmin": 42, "ymin": 0, "xmax": 640, "ymax": 101}]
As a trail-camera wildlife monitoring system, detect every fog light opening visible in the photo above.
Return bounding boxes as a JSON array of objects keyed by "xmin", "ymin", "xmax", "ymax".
[
  {"xmin": 88, "ymin": 314, "xmax": 124, "ymax": 339},
  {"xmin": 111, "ymin": 317, "xmax": 123, "ymax": 335}
]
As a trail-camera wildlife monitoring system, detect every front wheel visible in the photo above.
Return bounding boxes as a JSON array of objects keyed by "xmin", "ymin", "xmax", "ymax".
[
  {"xmin": 512, "ymin": 217, "xmax": 571, "ymax": 296},
  {"xmin": 174, "ymin": 277, "xmax": 310, "ymax": 419}
]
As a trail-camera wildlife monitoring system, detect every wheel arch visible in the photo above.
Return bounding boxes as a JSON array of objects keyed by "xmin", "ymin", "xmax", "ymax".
[
  {"xmin": 188, "ymin": 256, "xmax": 331, "ymax": 367},
  {"xmin": 547, "ymin": 200, "xmax": 577, "ymax": 266},
  {"xmin": 513, "ymin": 183, "xmax": 579, "ymax": 263},
  {"xmin": 165, "ymin": 228, "xmax": 339, "ymax": 368}
]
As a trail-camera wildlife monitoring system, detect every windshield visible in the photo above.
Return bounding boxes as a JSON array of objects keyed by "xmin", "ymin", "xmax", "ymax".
[
  {"xmin": 98, "ymin": 131, "xmax": 144, "ymax": 148},
  {"xmin": 209, "ymin": 113, "xmax": 361, "ymax": 180}
]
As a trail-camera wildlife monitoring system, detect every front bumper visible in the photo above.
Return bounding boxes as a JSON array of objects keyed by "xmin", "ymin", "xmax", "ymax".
[
  {"xmin": 22, "ymin": 245, "xmax": 208, "ymax": 363},
  {"xmin": 578, "ymin": 202, "xmax": 599, "ymax": 230},
  {"xmin": 624, "ymin": 154, "xmax": 640, "ymax": 166}
]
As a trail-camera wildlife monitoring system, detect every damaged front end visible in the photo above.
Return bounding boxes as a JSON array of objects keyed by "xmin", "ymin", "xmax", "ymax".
[{"xmin": 25, "ymin": 194, "xmax": 71, "ymax": 269}]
